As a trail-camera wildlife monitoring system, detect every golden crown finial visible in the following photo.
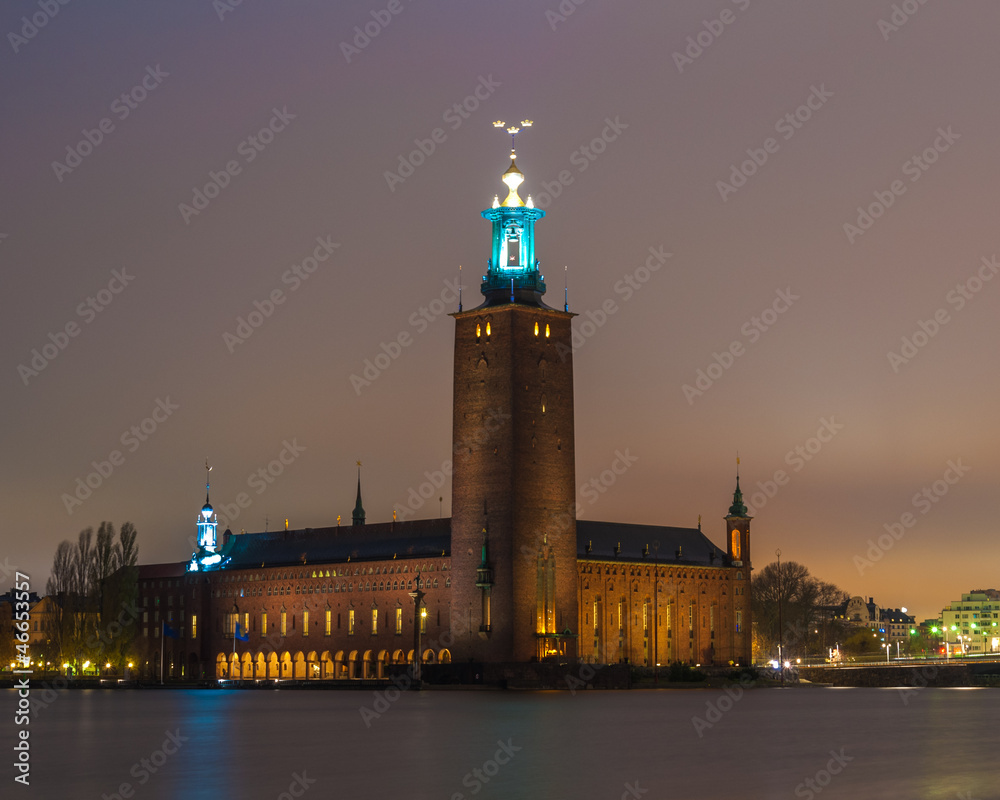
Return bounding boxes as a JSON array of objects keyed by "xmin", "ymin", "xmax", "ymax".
[{"xmin": 494, "ymin": 119, "xmax": 535, "ymax": 207}]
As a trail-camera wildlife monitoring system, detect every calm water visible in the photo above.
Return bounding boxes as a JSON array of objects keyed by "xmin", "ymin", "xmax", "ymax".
[{"xmin": 4, "ymin": 685, "xmax": 1000, "ymax": 799}]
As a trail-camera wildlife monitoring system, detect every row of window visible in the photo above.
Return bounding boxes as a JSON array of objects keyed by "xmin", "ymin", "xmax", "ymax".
[
  {"xmin": 217, "ymin": 563, "xmax": 445, "ymax": 584},
  {"xmin": 473, "ymin": 321, "xmax": 553, "ymax": 339},
  {"xmin": 580, "ymin": 565, "xmax": 743, "ymax": 580},
  {"xmin": 213, "ymin": 577, "xmax": 447, "ymax": 599}
]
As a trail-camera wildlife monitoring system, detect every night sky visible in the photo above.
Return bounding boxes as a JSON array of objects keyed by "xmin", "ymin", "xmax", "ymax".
[{"xmin": 3, "ymin": 0, "xmax": 998, "ymax": 622}]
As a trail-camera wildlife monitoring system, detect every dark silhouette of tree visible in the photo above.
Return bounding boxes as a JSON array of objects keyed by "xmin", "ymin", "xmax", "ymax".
[
  {"xmin": 751, "ymin": 560, "xmax": 848, "ymax": 661},
  {"xmin": 43, "ymin": 522, "xmax": 139, "ymax": 672}
]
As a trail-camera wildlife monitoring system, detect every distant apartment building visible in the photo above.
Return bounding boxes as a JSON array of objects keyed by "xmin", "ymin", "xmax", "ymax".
[{"xmin": 941, "ymin": 590, "xmax": 1000, "ymax": 654}]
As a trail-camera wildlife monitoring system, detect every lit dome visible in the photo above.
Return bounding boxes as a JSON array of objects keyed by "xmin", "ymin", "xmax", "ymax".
[{"xmin": 201, "ymin": 502, "xmax": 214, "ymax": 520}]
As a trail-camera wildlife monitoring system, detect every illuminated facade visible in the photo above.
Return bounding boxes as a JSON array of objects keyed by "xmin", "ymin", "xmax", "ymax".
[
  {"xmin": 941, "ymin": 591, "xmax": 1000, "ymax": 655},
  {"xmin": 135, "ymin": 135, "xmax": 753, "ymax": 680}
]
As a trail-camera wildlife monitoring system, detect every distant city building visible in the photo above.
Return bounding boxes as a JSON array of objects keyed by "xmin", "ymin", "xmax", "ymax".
[
  {"xmin": 827, "ymin": 596, "xmax": 914, "ymax": 644},
  {"xmin": 940, "ymin": 591, "xmax": 1000, "ymax": 655},
  {"xmin": 878, "ymin": 608, "xmax": 916, "ymax": 644}
]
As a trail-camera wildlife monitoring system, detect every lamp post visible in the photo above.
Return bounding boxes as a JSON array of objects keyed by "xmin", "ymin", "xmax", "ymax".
[
  {"xmin": 776, "ymin": 549, "xmax": 784, "ymax": 687},
  {"xmin": 409, "ymin": 574, "xmax": 426, "ymax": 684}
]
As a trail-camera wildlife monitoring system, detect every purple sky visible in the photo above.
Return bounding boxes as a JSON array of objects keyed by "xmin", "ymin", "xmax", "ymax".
[{"xmin": 3, "ymin": 0, "xmax": 999, "ymax": 622}]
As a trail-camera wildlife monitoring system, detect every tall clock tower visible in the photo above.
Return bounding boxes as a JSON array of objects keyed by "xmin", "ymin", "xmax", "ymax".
[
  {"xmin": 450, "ymin": 126, "xmax": 578, "ymax": 663},
  {"xmin": 725, "ymin": 474, "xmax": 752, "ymax": 664}
]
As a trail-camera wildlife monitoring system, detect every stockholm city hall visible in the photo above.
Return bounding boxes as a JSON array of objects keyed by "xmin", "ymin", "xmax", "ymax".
[{"xmin": 136, "ymin": 125, "xmax": 753, "ymax": 682}]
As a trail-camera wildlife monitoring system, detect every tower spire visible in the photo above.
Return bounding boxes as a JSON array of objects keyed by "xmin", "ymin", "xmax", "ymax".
[
  {"xmin": 353, "ymin": 460, "xmax": 366, "ymax": 526},
  {"xmin": 728, "ymin": 456, "xmax": 748, "ymax": 517}
]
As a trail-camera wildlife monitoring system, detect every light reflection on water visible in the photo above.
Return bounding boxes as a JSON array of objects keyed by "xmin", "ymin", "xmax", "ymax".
[{"xmin": 7, "ymin": 686, "xmax": 1000, "ymax": 799}]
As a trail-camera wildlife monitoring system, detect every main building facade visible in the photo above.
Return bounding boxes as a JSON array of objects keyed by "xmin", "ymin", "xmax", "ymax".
[{"xmin": 136, "ymin": 142, "xmax": 753, "ymax": 681}]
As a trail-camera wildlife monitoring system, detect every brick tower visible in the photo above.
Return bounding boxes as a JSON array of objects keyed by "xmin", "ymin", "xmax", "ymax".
[
  {"xmin": 450, "ymin": 123, "xmax": 578, "ymax": 662},
  {"xmin": 725, "ymin": 470, "xmax": 753, "ymax": 664}
]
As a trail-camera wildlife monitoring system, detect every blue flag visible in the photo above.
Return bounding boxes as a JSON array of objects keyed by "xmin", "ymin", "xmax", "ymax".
[
  {"xmin": 163, "ymin": 623, "xmax": 180, "ymax": 639},
  {"xmin": 235, "ymin": 622, "xmax": 250, "ymax": 642}
]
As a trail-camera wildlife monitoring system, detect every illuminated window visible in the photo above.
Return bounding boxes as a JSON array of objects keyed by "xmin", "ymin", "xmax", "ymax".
[
  {"xmin": 325, "ymin": 610, "xmax": 332, "ymax": 636},
  {"xmin": 280, "ymin": 611, "xmax": 287, "ymax": 636},
  {"xmin": 736, "ymin": 611, "xmax": 742, "ymax": 633},
  {"xmin": 534, "ymin": 321, "xmax": 539, "ymax": 336},
  {"xmin": 302, "ymin": 610, "xmax": 309, "ymax": 636},
  {"xmin": 476, "ymin": 323, "xmax": 481, "ymax": 339},
  {"xmin": 348, "ymin": 609, "xmax": 355, "ymax": 635},
  {"xmin": 191, "ymin": 615, "xmax": 197, "ymax": 639},
  {"xmin": 643, "ymin": 600, "xmax": 649, "ymax": 635},
  {"xmin": 545, "ymin": 324, "xmax": 550, "ymax": 338},
  {"xmin": 486, "ymin": 322, "xmax": 491, "ymax": 336},
  {"xmin": 371, "ymin": 609, "xmax": 378, "ymax": 635},
  {"xmin": 541, "ymin": 395, "xmax": 546, "ymax": 414},
  {"xmin": 395, "ymin": 607, "xmax": 403, "ymax": 635},
  {"xmin": 243, "ymin": 612, "xmax": 249, "ymax": 635},
  {"xmin": 261, "ymin": 613, "xmax": 267, "ymax": 636}
]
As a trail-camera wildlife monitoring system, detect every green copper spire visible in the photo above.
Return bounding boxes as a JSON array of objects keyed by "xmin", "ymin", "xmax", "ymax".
[
  {"xmin": 728, "ymin": 476, "xmax": 748, "ymax": 517},
  {"xmin": 476, "ymin": 527, "xmax": 494, "ymax": 588},
  {"xmin": 352, "ymin": 462, "xmax": 366, "ymax": 526}
]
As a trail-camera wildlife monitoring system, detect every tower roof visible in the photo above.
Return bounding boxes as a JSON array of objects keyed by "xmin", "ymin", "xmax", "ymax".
[
  {"xmin": 728, "ymin": 476, "xmax": 748, "ymax": 518},
  {"xmin": 352, "ymin": 464, "xmax": 366, "ymax": 526}
]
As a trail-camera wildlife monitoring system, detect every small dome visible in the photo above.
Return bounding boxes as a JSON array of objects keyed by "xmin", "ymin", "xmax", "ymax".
[{"xmin": 201, "ymin": 502, "xmax": 214, "ymax": 520}]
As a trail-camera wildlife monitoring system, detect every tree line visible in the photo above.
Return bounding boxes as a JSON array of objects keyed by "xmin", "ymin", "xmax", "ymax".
[{"xmin": 18, "ymin": 522, "xmax": 140, "ymax": 673}]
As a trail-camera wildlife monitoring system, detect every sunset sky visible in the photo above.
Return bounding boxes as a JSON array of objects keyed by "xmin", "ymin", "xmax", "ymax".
[{"xmin": 3, "ymin": 0, "xmax": 998, "ymax": 622}]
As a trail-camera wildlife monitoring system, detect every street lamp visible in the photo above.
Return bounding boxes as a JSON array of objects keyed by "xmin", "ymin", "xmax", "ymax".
[
  {"xmin": 409, "ymin": 574, "xmax": 427, "ymax": 684},
  {"xmin": 884, "ymin": 643, "xmax": 891, "ymax": 664}
]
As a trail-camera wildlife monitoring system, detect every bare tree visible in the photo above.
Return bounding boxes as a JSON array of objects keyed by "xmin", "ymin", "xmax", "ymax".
[
  {"xmin": 751, "ymin": 560, "xmax": 849, "ymax": 660},
  {"xmin": 117, "ymin": 522, "xmax": 138, "ymax": 568}
]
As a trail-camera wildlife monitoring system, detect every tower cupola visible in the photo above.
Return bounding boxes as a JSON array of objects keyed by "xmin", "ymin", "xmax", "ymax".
[{"xmin": 479, "ymin": 120, "xmax": 547, "ymax": 307}]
